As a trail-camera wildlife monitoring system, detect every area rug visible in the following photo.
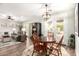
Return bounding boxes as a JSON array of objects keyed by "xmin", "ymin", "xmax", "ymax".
[{"xmin": 22, "ymin": 45, "xmax": 70, "ymax": 56}]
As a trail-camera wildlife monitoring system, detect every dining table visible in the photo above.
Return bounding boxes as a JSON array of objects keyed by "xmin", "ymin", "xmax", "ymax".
[{"xmin": 40, "ymin": 39, "xmax": 56, "ymax": 56}]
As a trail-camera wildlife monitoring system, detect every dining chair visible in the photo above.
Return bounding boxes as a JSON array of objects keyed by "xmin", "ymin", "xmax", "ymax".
[
  {"xmin": 32, "ymin": 33, "xmax": 46, "ymax": 56},
  {"xmin": 49, "ymin": 35, "xmax": 64, "ymax": 56},
  {"xmin": 47, "ymin": 32, "xmax": 55, "ymax": 49}
]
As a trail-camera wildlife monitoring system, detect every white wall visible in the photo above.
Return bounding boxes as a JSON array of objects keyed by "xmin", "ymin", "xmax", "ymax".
[
  {"xmin": 64, "ymin": 9, "xmax": 75, "ymax": 45},
  {"xmin": 22, "ymin": 23, "xmax": 30, "ymax": 36},
  {"xmin": 40, "ymin": 21, "xmax": 46, "ymax": 36},
  {"xmin": 0, "ymin": 18, "xmax": 19, "ymax": 35}
]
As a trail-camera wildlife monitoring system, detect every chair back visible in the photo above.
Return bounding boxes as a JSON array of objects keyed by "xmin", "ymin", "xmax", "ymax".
[
  {"xmin": 47, "ymin": 32, "xmax": 55, "ymax": 41},
  {"xmin": 57, "ymin": 35, "xmax": 64, "ymax": 47},
  {"xmin": 32, "ymin": 33, "xmax": 42, "ymax": 51},
  {"xmin": 59, "ymin": 35, "xmax": 64, "ymax": 44}
]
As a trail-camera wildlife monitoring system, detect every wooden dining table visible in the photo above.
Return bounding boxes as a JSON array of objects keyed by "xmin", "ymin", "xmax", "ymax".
[{"xmin": 40, "ymin": 39, "xmax": 56, "ymax": 55}]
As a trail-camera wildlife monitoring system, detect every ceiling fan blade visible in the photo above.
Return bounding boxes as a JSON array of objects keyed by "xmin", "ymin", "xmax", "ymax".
[{"xmin": 8, "ymin": 16, "xmax": 11, "ymax": 19}]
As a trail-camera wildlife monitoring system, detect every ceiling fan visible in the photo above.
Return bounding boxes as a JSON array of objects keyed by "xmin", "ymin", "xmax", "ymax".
[{"xmin": 7, "ymin": 16, "xmax": 14, "ymax": 20}]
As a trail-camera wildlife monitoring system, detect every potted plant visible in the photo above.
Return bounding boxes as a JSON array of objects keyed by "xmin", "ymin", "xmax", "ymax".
[{"xmin": 68, "ymin": 34, "xmax": 75, "ymax": 49}]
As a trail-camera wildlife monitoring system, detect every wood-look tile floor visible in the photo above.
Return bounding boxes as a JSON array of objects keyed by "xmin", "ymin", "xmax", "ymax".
[
  {"xmin": 0, "ymin": 41, "xmax": 75, "ymax": 56},
  {"xmin": 22, "ymin": 45, "xmax": 76, "ymax": 56},
  {"xmin": 64, "ymin": 46, "xmax": 76, "ymax": 56}
]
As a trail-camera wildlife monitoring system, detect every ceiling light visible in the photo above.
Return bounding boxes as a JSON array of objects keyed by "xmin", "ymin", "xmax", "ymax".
[{"xmin": 41, "ymin": 4, "xmax": 52, "ymax": 21}]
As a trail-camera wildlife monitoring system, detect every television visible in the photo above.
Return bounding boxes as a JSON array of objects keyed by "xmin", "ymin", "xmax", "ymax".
[{"xmin": 4, "ymin": 32, "xmax": 8, "ymax": 35}]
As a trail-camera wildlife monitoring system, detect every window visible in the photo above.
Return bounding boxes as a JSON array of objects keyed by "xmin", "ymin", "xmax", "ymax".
[{"xmin": 56, "ymin": 20, "xmax": 64, "ymax": 34}]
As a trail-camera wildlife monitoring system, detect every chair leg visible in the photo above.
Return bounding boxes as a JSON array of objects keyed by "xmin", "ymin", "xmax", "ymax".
[
  {"xmin": 50, "ymin": 49, "xmax": 59, "ymax": 56},
  {"xmin": 32, "ymin": 50, "xmax": 34, "ymax": 56},
  {"xmin": 49, "ymin": 49, "xmax": 61, "ymax": 56},
  {"xmin": 54, "ymin": 50, "xmax": 60, "ymax": 56},
  {"xmin": 57, "ymin": 50, "xmax": 59, "ymax": 56},
  {"xmin": 59, "ymin": 50, "xmax": 62, "ymax": 56}
]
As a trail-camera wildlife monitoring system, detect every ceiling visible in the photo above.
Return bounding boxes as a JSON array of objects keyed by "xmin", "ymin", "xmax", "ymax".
[{"xmin": 0, "ymin": 3, "xmax": 75, "ymax": 22}]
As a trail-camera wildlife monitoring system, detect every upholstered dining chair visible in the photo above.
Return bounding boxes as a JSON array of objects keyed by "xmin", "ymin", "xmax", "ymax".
[
  {"xmin": 32, "ymin": 33, "xmax": 46, "ymax": 56},
  {"xmin": 49, "ymin": 35, "xmax": 64, "ymax": 56}
]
